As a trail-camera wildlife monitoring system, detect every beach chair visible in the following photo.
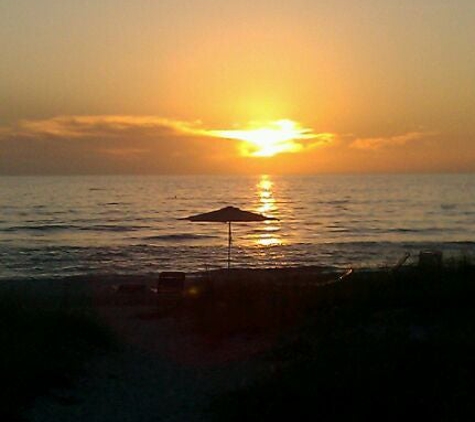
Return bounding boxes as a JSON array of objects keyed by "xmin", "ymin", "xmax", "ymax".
[
  {"xmin": 418, "ymin": 250, "xmax": 442, "ymax": 269},
  {"xmin": 390, "ymin": 252, "xmax": 411, "ymax": 274},
  {"xmin": 337, "ymin": 268, "xmax": 354, "ymax": 282}
]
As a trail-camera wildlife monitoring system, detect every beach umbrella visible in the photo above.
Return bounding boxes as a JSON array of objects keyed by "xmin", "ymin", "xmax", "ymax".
[{"xmin": 180, "ymin": 206, "xmax": 278, "ymax": 268}]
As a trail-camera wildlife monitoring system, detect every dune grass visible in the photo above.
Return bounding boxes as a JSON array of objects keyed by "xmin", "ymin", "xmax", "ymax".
[
  {"xmin": 0, "ymin": 287, "xmax": 116, "ymax": 421},
  {"xmin": 208, "ymin": 263, "xmax": 475, "ymax": 421}
]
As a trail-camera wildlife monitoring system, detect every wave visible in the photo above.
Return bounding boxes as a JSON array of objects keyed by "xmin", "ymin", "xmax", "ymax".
[
  {"xmin": 1, "ymin": 224, "xmax": 79, "ymax": 232},
  {"xmin": 2, "ymin": 239, "xmax": 474, "ymax": 280},
  {"xmin": 328, "ymin": 227, "xmax": 351, "ymax": 233},
  {"xmin": 441, "ymin": 203, "xmax": 457, "ymax": 210},
  {"xmin": 79, "ymin": 225, "xmax": 147, "ymax": 232},
  {"xmin": 249, "ymin": 227, "xmax": 281, "ymax": 234},
  {"xmin": 387, "ymin": 227, "xmax": 461, "ymax": 234},
  {"xmin": 144, "ymin": 233, "xmax": 219, "ymax": 241},
  {"xmin": 325, "ymin": 199, "xmax": 351, "ymax": 205},
  {"xmin": 1, "ymin": 224, "xmax": 149, "ymax": 233}
]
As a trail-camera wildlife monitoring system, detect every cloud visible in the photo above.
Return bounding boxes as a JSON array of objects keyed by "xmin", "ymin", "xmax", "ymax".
[
  {"xmin": 95, "ymin": 147, "xmax": 150, "ymax": 157},
  {"xmin": 1, "ymin": 116, "xmax": 432, "ymax": 158},
  {"xmin": 0, "ymin": 115, "xmax": 243, "ymax": 174},
  {"xmin": 197, "ymin": 119, "xmax": 335, "ymax": 157},
  {"xmin": 0, "ymin": 115, "xmax": 335, "ymax": 174},
  {"xmin": 2, "ymin": 115, "xmax": 202, "ymax": 140},
  {"xmin": 350, "ymin": 131, "xmax": 435, "ymax": 150},
  {"xmin": 305, "ymin": 132, "xmax": 335, "ymax": 148},
  {"xmin": 0, "ymin": 115, "xmax": 334, "ymax": 156}
]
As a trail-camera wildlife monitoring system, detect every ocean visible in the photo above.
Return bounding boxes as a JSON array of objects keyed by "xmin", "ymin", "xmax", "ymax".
[{"xmin": 1, "ymin": 174, "xmax": 474, "ymax": 280}]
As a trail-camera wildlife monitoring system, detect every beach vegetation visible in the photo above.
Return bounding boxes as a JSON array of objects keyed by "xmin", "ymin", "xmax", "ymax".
[
  {"xmin": 208, "ymin": 263, "xmax": 475, "ymax": 421},
  {"xmin": 0, "ymin": 287, "xmax": 116, "ymax": 421}
]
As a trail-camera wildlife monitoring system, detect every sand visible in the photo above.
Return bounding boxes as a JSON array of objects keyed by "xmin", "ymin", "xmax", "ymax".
[
  {"xmin": 4, "ymin": 258, "xmax": 471, "ymax": 421},
  {"xmin": 12, "ymin": 267, "xmax": 341, "ymax": 422},
  {"xmin": 28, "ymin": 327, "xmax": 265, "ymax": 422}
]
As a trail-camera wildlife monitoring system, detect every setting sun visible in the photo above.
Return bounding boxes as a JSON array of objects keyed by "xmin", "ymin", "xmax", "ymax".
[{"xmin": 209, "ymin": 119, "xmax": 318, "ymax": 157}]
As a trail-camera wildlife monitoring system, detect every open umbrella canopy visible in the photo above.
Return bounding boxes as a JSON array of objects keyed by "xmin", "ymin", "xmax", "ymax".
[
  {"xmin": 181, "ymin": 206, "xmax": 277, "ymax": 223},
  {"xmin": 180, "ymin": 206, "xmax": 278, "ymax": 268}
]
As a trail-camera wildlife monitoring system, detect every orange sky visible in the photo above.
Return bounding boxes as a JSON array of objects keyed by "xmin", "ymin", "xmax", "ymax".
[{"xmin": 0, "ymin": 0, "xmax": 474, "ymax": 174}]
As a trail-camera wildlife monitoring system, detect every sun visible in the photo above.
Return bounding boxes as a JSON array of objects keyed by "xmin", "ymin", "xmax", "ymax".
[{"xmin": 209, "ymin": 119, "xmax": 318, "ymax": 157}]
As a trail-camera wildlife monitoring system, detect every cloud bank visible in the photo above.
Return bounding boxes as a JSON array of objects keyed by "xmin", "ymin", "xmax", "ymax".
[
  {"xmin": 0, "ymin": 115, "xmax": 225, "ymax": 174},
  {"xmin": 350, "ymin": 131, "xmax": 434, "ymax": 150},
  {"xmin": 4, "ymin": 115, "xmax": 201, "ymax": 140},
  {"xmin": 0, "ymin": 115, "xmax": 443, "ymax": 174},
  {"xmin": 0, "ymin": 116, "xmax": 333, "ymax": 171}
]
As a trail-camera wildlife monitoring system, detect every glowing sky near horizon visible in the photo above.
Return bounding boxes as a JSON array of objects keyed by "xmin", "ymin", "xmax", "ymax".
[{"xmin": 0, "ymin": 0, "xmax": 474, "ymax": 174}]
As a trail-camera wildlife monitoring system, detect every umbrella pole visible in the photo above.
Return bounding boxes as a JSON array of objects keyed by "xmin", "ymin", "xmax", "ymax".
[{"xmin": 228, "ymin": 221, "xmax": 232, "ymax": 269}]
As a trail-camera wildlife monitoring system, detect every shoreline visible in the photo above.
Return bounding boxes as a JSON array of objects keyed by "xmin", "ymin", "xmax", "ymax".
[{"xmin": 2, "ymin": 240, "xmax": 473, "ymax": 283}]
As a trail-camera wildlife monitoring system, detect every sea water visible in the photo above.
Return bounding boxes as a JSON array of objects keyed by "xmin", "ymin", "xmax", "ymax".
[{"xmin": 0, "ymin": 174, "xmax": 474, "ymax": 279}]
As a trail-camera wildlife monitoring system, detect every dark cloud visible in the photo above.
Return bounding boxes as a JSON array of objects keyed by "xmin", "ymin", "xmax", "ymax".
[{"xmin": 0, "ymin": 115, "xmax": 237, "ymax": 174}]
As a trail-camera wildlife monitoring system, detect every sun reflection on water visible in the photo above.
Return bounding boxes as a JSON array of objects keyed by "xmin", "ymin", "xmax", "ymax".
[{"xmin": 255, "ymin": 175, "xmax": 282, "ymax": 246}]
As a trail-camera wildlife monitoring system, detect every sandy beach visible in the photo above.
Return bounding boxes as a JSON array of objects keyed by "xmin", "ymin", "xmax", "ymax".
[
  {"xmin": 3, "ymin": 260, "xmax": 475, "ymax": 421},
  {"xmin": 3, "ymin": 267, "xmax": 341, "ymax": 422}
]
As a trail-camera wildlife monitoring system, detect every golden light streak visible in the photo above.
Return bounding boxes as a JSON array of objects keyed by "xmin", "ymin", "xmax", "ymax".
[{"xmin": 255, "ymin": 175, "xmax": 282, "ymax": 246}]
